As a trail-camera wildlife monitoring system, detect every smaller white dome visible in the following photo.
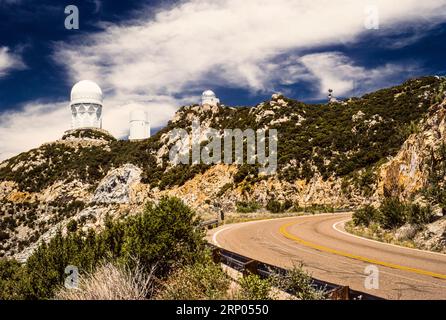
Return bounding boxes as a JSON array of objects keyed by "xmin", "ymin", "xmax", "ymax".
[
  {"xmin": 202, "ymin": 90, "xmax": 216, "ymax": 98},
  {"xmin": 130, "ymin": 109, "xmax": 147, "ymax": 121},
  {"xmin": 70, "ymin": 80, "xmax": 103, "ymax": 105}
]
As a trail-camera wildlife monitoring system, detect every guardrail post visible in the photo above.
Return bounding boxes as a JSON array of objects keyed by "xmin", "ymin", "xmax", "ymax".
[
  {"xmin": 212, "ymin": 247, "xmax": 221, "ymax": 264},
  {"xmin": 329, "ymin": 286, "xmax": 350, "ymax": 300},
  {"xmin": 243, "ymin": 260, "xmax": 259, "ymax": 276}
]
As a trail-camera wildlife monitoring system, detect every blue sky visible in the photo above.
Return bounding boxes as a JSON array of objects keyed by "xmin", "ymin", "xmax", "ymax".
[{"xmin": 1, "ymin": 0, "xmax": 446, "ymax": 160}]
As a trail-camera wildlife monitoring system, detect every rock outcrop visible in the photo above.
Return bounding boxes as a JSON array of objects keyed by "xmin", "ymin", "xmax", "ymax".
[
  {"xmin": 377, "ymin": 101, "xmax": 446, "ymax": 201},
  {"xmin": 93, "ymin": 164, "xmax": 142, "ymax": 204}
]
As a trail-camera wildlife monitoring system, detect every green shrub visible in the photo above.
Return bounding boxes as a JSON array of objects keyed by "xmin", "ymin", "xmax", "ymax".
[
  {"xmin": 236, "ymin": 201, "xmax": 260, "ymax": 213},
  {"xmin": 266, "ymin": 200, "xmax": 283, "ymax": 213},
  {"xmin": 0, "ymin": 259, "xmax": 28, "ymax": 300},
  {"xmin": 120, "ymin": 196, "xmax": 205, "ymax": 274},
  {"xmin": 238, "ymin": 274, "xmax": 273, "ymax": 300},
  {"xmin": 378, "ymin": 197, "xmax": 407, "ymax": 229},
  {"xmin": 352, "ymin": 205, "xmax": 379, "ymax": 227},
  {"xmin": 407, "ymin": 204, "xmax": 434, "ymax": 225},
  {"xmin": 354, "ymin": 200, "xmax": 434, "ymax": 230},
  {"xmin": 266, "ymin": 199, "xmax": 292, "ymax": 213},
  {"xmin": 66, "ymin": 220, "xmax": 78, "ymax": 233},
  {"xmin": 271, "ymin": 263, "xmax": 325, "ymax": 300},
  {"xmin": 156, "ymin": 254, "xmax": 230, "ymax": 300}
]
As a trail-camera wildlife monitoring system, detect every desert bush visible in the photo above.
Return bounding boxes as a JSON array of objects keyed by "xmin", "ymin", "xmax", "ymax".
[
  {"xmin": 271, "ymin": 263, "xmax": 325, "ymax": 300},
  {"xmin": 55, "ymin": 261, "xmax": 154, "ymax": 300},
  {"xmin": 266, "ymin": 200, "xmax": 283, "ymax": 213},
  {"xmin": 156, "ymin": 256, "xmax": 230, "ymax": 300},
  {"xmin": 378, "ymin": 197, "xmax": 407, "ymax": 229},
  {"xmin": 266, "ymin": 199, "xmax": 293, "ymax": 213},
  {"xmin": 352, "ymin": 205, "xmax": 379, "ymax": 227},
  {"xmin": 406, "ymin": 204, "xmax": 434, "ymax": 225},
  {"xmin": 236, "ymin": 201, "xmax": 260, "ymax": 213},
  {"xmin": 354, "ymin": 199, "xmax": 434, "ymax": 230},
  {"xmin": 120, "ymin": 196, "xmax": 205, "ymax": 274},
  {"xmin": 237, "ymin": 274, "xmax": 273, "ymax": 300},
  {"xmin": 66, "ymin": 220, "xmax": 78, "ymax": 233},
  {"xmin": 0, "ymin": 259, "xmax": 29, "ymax": 300}
]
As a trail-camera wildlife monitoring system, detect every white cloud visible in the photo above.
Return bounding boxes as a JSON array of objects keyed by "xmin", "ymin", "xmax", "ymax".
[
  {"xmin": 0, "ymin": 102, "xmax": 68, "ymax": 161},
  {"xmin": 53, "ymin": 0, "xmax": 446, "ymax": 93},
  {"xmin": 2, "ymin": 0, "xmax": 446, "ymax": 161},
  {"xmin": 299, "ymin": 52, "xmax": 421, "ymax": 98},
  {"xmin": 0, "ymin": 47, "xmax": 25, "ymax": 78},
  {"xmin": 0, "ymin": 96, "xmax": 183, "ymax": 161}
]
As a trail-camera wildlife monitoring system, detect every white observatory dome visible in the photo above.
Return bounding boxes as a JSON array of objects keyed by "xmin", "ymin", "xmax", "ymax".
[
  {"xmin": 201, "ymin": 89, "xmax": 220, "ymax": 106},
  {"xmin": 202, "ymin": 90, "xmax": 216, "ymax": 98},
  {"xmin": 70, "ymin": 80, "xmax": 104, "ymax": 130},
  {"xmin": 70, "ymin": 80, "xmax": 103, "ymax": 105}
]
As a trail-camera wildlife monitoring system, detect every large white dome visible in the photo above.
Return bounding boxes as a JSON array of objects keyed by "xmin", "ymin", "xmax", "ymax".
[{"xmin": 70, "ymin": 80, "xmax": 103, "ymax": 105}]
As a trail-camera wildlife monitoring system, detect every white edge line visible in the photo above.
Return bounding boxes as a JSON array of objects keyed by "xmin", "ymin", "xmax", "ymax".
[
  {"xmin": 212, "ymin": 212, "xmax": 349, "ymax": 248},
  {"xmin": 333, "ymin": 219, "xmax": 446, "ymax": 258},
  {"xmin": 212, "ymin": 225, "xmax": 231, "ymax": 247}
]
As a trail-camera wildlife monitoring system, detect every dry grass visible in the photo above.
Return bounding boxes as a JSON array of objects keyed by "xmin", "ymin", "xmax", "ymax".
[
  {"xmin": 344, "ymin": 221, "xmax": 418, "ymax": 249},
  {"xmin": 222, "ymin": 211, "xmax": 305, "ymax": 225},
  {"xmin": 55, "ymin": 261, "xmax": 155, "ymax": 300}
]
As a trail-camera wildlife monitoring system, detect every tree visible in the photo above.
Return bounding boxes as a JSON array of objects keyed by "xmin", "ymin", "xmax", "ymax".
[{"xmin": 120, "ymin": 196, "xmax": 205, "ymax": 275}]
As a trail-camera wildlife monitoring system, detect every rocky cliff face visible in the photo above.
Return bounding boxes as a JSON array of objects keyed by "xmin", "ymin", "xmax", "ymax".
[
  {"xmin": 93, "ymin": 164, "xmax": 142, "ymax": 204},
  {"xmin": 1, "ymin": 76, "xmax": 446, "ymax": 260},
  {"xmin": 377, "ymin": 101, "xmax": 446, "ymax": 202}
]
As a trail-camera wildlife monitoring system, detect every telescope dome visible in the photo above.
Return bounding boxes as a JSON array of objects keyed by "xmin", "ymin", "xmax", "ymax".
[
  {"xmin": 70, "ymin": 80, "xmax": 103, "ymax": 105},
  {"xmin": 202, "ymin": 90, "xmax": 216, "ymax": 98}
]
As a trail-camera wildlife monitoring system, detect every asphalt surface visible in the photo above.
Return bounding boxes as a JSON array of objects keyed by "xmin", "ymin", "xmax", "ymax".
[{"xmin": 208, "ymin": 213, "xmax": 446, "ymax": 299}]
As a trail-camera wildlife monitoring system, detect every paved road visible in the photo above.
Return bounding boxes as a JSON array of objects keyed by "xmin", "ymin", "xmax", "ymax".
[{"xmin": 208, "ymin": 213, "xmax": 446, "ymax": 299}]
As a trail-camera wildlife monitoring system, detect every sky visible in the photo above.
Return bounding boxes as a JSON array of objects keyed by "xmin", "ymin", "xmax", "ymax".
[{"xmin": 1, "ymin": 0, "xmax": 446, "ymax": 161}]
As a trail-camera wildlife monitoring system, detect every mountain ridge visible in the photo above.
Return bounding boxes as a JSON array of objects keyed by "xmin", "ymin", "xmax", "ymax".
[{"xmin": 1, "ymin": 75, "xmax": 446, "ymax": 260}]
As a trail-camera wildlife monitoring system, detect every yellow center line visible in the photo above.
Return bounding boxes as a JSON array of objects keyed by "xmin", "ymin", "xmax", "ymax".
[{"xmin": 279, "ymin": 221, "xmax": 446, "ymax": 280}]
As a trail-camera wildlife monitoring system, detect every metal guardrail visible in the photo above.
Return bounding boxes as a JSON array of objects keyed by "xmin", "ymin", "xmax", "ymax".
[
  {"xmin": 207, "ymin": 243, "xmax": 384, "ymax": 300},
  {"xmin": 201, "ymin": 219, "xmax": 219, "ymax": 229}
]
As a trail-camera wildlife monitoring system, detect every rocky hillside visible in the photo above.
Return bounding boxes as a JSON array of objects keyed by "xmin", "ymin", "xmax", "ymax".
[{"xmin": 1, "ymin": 75, "xmax": 446, "ymax": 260}]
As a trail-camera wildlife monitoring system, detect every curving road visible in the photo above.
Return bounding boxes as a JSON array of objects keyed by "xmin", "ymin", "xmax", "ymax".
[{"xmin": 208, "ymin": 213, "xmax": 446, "ymax": 299}]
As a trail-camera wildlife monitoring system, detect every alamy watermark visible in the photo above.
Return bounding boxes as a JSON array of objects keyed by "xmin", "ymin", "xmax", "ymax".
[
  {"xmin": 168, "ymin": 121, "xmax": 278, "ymax": 175},
  {"xmin": 364, "ymin": 265, "xmax": 379, "ymax": 289},
  {"xmin": 64, "ymin": 265, "xmax": 79, "ymax": 289},
  {"xmin": 64, "ymin": 5, "xmax": 79, "ymax": 30}
]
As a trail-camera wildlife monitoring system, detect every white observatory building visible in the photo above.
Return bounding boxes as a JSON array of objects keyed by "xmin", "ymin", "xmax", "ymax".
[
  {"xmin": 70, "ymin": 80, "xmax": 103, "ymax": 129},
  {"xmin": 129, "ymin": 109, "xmax": 150, "ymax": 141},
  {"xmin": 201, "ymin": 90, "xmax": 220, "ymax": 106},
  {"xmin": 328, "ymin": 88, "xmax": 338, "ymax": 103}
]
